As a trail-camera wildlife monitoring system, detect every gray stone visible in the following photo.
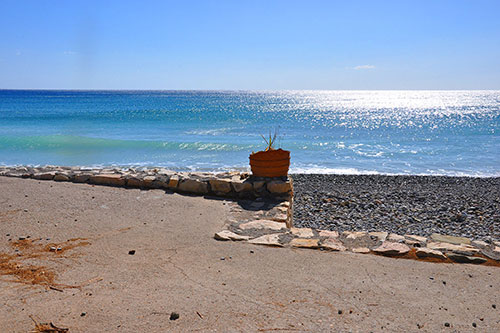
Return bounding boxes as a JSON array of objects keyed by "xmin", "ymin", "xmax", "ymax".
[
  {"xmin": 248, "ymin": 233, "xmax": 283, "ymax": 247},
  {"xmin": 446, "ymin": 253, "xmax": 487, "ymax": 264},
  {"xmin": 33, "ymin": 172, "xmax": 56, "ymax": 180},
  {"xmin": 290, "ymin": 238, "xmax": 320, "ymax": 249},
  {"xmin": 290, "ymin": 227, "xmax": 314, "ymax": 238},
  {"xmin": 73, "ymin": 174, "xmax": 91, "ymax": 183},
  {"xmin": 178, "ymin": 179, "xmax": 208, "ymax": 194},
  {"xmin": 319, "ymin": 230, "xmax": 339, "ymax": 238},
  {"xmin": 471, "ymin": 240, "xmax": 489, "ymax": 249},
  {"xmin": 266, "ymin": 180, "xmax": 292, "ymax": 194},
  {"xmin": 369, "ymin": 231, "xmax": 388, "ymax": 242},
  {"xmin": 481, "ymin": 246, "xmax": 500, "ymax": 261},
  {"xmin": 214, "ymin": 230, "xmax": 250, "ymax": 241},
  {"xmin": 53, "ymin": 174, "xmax": 70, "ymax": 181},
  {"xmin": 430, "ymin": 233, "xmax": 471, "ymax": 245},
  {"xmin": 427, "ymin": 242, "xmax": 479, "ymax": 256},
  {"xmin": 405, "ymin": 235, "xmax": 427, "ymax": 243},
  {"xmin": 415, "ymin": 248, "xmax": 447, "ymax": 260},
  {"xmin": 321, "ymin": 238, "xmax": 346, "ymax": 251},
  {"xmin": 209, "ymin": 179, "xmax": 232, "ymax": 195},
  {"xmin": 239, "ymin": 220, "xmax": 286, "ymax": 231},
  {"xmin": 89, "ymin": 174, "xmax": 126, "ymax": 186},
  {"xmin": 387, "ymin": 233, "xmax": 405, "ymax": 242},
  {"xmin": 231, "ymin": 179, "xmax": 253, "ymax": 193},
  {"xmin": 373, "ymin": 242, "xmax": 410, "ymax": 255}
]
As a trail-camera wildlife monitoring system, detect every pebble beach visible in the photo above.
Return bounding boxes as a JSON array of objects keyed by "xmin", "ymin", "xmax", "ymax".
[{"xmin": 292, "ymin": 174, "xmax": 500, "ymax": 241}]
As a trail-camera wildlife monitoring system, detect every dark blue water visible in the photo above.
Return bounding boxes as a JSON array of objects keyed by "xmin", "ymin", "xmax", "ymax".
[{"xmin": 0, "ymin": 90, "xmax": 499, "ymax": 176}]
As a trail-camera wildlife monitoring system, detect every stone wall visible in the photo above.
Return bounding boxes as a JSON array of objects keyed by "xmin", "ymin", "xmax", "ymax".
[{"xmin": 0, "ymin": 166, "xmax": 293, "ymax": 201}]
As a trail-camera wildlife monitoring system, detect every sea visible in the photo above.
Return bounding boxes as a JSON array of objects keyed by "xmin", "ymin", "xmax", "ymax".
[{"xmin": 0, "ymin": 90, "xmax": 499, "ymax": 177}]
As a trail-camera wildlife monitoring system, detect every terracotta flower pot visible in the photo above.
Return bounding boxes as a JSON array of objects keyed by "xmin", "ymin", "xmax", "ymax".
[{"xmin": 249, "ymin": 148, "xmax": 290, "ymax": 177}]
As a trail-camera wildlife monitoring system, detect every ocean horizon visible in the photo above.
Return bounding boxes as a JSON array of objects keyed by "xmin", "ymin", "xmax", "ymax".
[{"xmin": 1, "ymin": 89, "xmax": 499, "ymax": 177}]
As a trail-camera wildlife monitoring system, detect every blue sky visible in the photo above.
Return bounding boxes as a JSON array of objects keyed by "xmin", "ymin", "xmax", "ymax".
[{"xmin": 1, "ymin": 0, "xmax": 499, "ymax": 90}]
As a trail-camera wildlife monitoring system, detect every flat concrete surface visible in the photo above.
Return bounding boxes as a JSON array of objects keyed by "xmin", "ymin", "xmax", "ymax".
[{"xmin": 0, "ymin": 177, "xmax": 499, "ymax": 332}]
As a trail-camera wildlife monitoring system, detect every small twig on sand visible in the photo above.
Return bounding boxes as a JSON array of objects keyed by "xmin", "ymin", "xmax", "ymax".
[
  {"xmin": 49, "ymin": 286, "xmax": 63, "ymax": 292},
  {"xmin": 196, "ymin": 311, "xmax": 204, "ymax": 319}
]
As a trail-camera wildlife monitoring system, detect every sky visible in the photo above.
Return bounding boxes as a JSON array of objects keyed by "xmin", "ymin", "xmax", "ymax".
[{"xmin": 1, "ymin": 0, "xmax": 500, "ymax": 90}]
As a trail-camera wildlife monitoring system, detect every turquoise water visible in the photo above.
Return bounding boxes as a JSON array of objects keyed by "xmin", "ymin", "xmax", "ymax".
[{"xmin": 0, "ymin": 90, "xmax": 499, "ymax": 176}]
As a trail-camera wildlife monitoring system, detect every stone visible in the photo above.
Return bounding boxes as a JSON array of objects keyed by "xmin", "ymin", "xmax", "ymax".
[
  {"xmin": 73, "ymin": 174, "xmax": 91, "ymax": 183},
  {"xmin": 369, "ymin": 231, "xmax": 388, "ymax": 242},
  {"xmin": 343, "ymin": 231, "xmax": 367, "ymax": 240},
  {"xmin": 239, "ymin": 220, "xmax": 286, "ymax": 231},
  {"xmin": 387, "ymin": 233, "xmax": 405, "ymax": 242},
  {"xmin": 446, "ymin": 253, "xmax": 487, "ymax": 264},
  {"xmin": 352, "ymin": 247, "xmax": 370, "ymax": 254},
  {"xmin": 471, "ymin": 240, "xmax": 489, "ymax": 249},
  {"xmin": 248, "ymin": 233, "xmax": 283, "ymax": 247},
  {"xmin": 266, "ymin": 180, "xmax": 292, "ymax": 194},
  {"xmin": 168, "ymin": 175, "xmax": 179, "ymax": 189},
  {"xmin": 253, "ymin": 180, "xmax": 266, "ymax": 192},
  {"xmin": 290, "ymin": 238, "xmax": 320, "ymax": 249},
  {"xmin": 405, "ymin": 235, "xmax": 427, "ymax": 243},
  {"xmin": 127, "ymin": 177, "xmax": 144, "ymax": 188},
  {"xmin": 279, "ymin": 201, "xmax": 290, "ymax": 208},
  {"xmin": 143, "ymin": 176, "xmax": 157, "ymax": 187},
  {"xmin": 430, "ymin": 233, "xmax": 471, "ymax": 245},
  {"xmin": 427, "ymin": 242, "xmax": 479, "ymax": 256},
  {"xmin": 481, "ymin": 246, "xmax": 500, "ymax": 261},
  {"xmin": 231, "ymin": 179, "xmax": 253, "ymax": 193},
  {"xmin": 33, "ymin": 172, "xmax": 56, "ymax": 180},
  {"xmin": 321, "ymin": 238, "xmax": 346, "ymax": 251},
  {"xmin": 319, "ymin": 230, "xmax": 339, "ymax": 238},
  {"xmin": 290, "ymin": 227, "xmax": 314, "ymax": 238},
  {"xmin": 373, "ymin": 242, "xmax": 410, "ymax": 255},
  {"xmin": 209, "ymin": 179, "xmax": 232, "ymax": 195},
  {"xmin": 178, "ymin": 179, "xmax": 208, "ymax": 194},
  {"xmin": 271, "ymin": 213, "xmax": 288, "ymax": 223},
  {"xmin": 89, "ymin": 174, "xmax": 126, "ymax": 186},
  {"xmin": 214, "ymin": 230, "xmax": 250, "ymax": 241},
  {"xmin": 415, "ymin": 248, "xmax": 447, "ymax": 260},
  {"xmin": 53, "ymin": 174, "xmax": 70, "ymax": 181}
]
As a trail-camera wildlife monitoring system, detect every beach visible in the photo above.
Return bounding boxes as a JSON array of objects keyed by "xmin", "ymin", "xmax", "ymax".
[
  {"xmin": 1, "ymin": 176, "xmax": 499, "ymax": 332},
  {"xmin": 292, "ymin": 174, "xmax": 500, "ymax": 241}
]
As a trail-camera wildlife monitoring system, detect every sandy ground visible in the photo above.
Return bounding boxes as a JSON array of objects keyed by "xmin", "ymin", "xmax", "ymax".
[{"xmin": 0, "ymin": 177, "xmax": 499, "ymax": 332}]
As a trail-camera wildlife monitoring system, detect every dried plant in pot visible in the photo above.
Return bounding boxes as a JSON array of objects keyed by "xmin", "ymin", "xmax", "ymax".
[{"xmin": 249, "ymin": 131, "xmax": 290, "ymax": 178}]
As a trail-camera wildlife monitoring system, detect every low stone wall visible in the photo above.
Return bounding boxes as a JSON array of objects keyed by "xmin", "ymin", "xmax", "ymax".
[{"xmin": 0, "ymin": 166, "xmax": 293, "ymax": 200}]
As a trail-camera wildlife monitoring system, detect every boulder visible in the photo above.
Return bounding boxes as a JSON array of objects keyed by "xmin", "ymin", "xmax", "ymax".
[
  {"xmin": 248, "ymin": 233, "xmax": 283, "ymax": 247},
  {"xmin": 178, "ymin": 179, "xmax": 208, "ymax": 194},
  {"xmin": 373, "ymin": 242, "xmax": 410, "ymax": 255},
  {"xmin": 89, "ymin": 174, "xmax": 126, "ymax": 186}
]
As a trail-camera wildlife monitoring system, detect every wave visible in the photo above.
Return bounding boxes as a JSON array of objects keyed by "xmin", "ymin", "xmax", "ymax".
[{"xmin": 0, "ymin": 135, "xmax": 252, "ymax": 152}]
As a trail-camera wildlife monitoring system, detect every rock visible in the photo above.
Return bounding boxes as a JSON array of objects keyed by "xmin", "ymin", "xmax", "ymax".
[
  {"xmin": 126, "ymin": 177, "xmax": 144, "ymax": 188},
  {"xmin": 143, "ymin": 176, "xmax": 159, "ymax": 188},
  {"xmin": 471, "ymin": 240, "xmax": 489, "ymax": 249},
  {"xmin": 214, "ymin": 230, "xmax": 250, "ymax": 241},
  {"xmin": 271, "ymin": 214, "xmax": 288, "ymax": 223},
  {"xmin": 209, "ymin": 179, "xmax": 232, "ymax": 195},
  {"xmin": 481, "ymin": 246, "xmax": 500, "ymax": 261},
  {"xmin": 415, "ymin": 248, "xmax": 447, "ymax": 260},
  {"xmin": 343, "ymin": 231, "xmax": 367, "ymax": 240},
  {"xmin": 231, "ymin": 179, "xmax": 253, "ymax": 193},
  {"xmin": 319, "ymin": 230, "xmax": 339, "ymax": 238},
  {"xmin": 290, "ymin": 227, "xmax": 314, "ymax": 238},
  {"xmin": 53, "ymin": 174, "xmax": 70, "ymax": 181},
  {"xmin": 321, "ymin": 238, "xmax": 346, "ymax": 251},
  {"xmin": 33, "ymin": 172, "xmax": 56, "ymax": 180},
  {"xmin": 168, "ymin": 175, "xmax": 179, "ymax": 189},
  {"xmin": 267, "ymin": 180, "xmax": 292, "ymax": 194},
  {"xmin": 373, "ymin": 242, "xmax": 410, "ymax": 255},
  {"xmin": 279, "ymin": 201, "xmax": 290, "ymax": 208},
  {"xmin": 178, "ymin": 179, "xmax": 208, "ymax": 194},
  {"xmin": 369, "ymin": 231, "xmax": 388, "ymax": 242},
  {"xmin": 253, "ymin": 180, "xmax": 266, "ymax": 191},
  {"xmin": 446, "ymin": 253, "xmax": 487, "ymax": 264},
  {"xmin": 128, "ymin": 250, "xmax": 136, "ymax": 255},
  {"xmin": 248, "ymin": 233, "xmax": 283, "ymax": 247},
  {"xmin": 427, "ymin": 242, "xmax": 479, "ymax": 256},
  {"xmin": 250, "ymin": 202, "xmax": 265, "ymax": 209},
  {"xmin": 169, "ymin": 312, "xmax": 179, "ymax": 320},
  {"xmin": 89, "ymin": 174, "xmax": 126, "ymax": 186},
  {"xmin": 405, "ymin": 235, "xmax": 427, "ymax": 243},
  {"xmin": 430, "ymin": 233, "xmax": 471, "ymax": 245},
  {"xmin": 73, "ymin": 174, "xmax": 91, "ymax": 183},
  {"xmin": 239, "ymin": 220, "xmax": 287, "ymax": 231},
  {"xmin": 290, "ymin": 238, "xmax": 320, "ymax": 249},
  {"xmin": 387, "ymin": 233, "xmax": 405, "ymax": 242},
  {"xmin": 352, "ymin": 247, "xmax": 370, "ymax": 254}
]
